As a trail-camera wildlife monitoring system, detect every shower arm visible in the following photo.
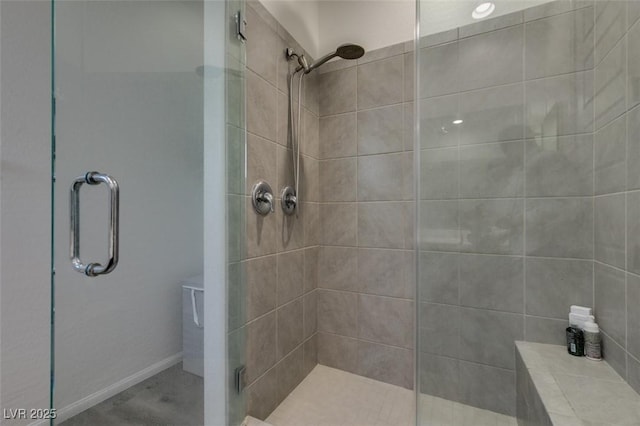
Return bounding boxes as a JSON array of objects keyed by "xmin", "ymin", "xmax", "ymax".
[{"xmin": 303, "ymin": 52, "xmax": 338, "ymax": 74}]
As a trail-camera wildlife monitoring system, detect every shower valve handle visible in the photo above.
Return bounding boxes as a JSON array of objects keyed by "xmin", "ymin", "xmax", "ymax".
[
  {"xmin": 281, "ymin": 186, "xmax": 297, "ymax": 216},
  {"xmin": 251, "ymin": 181, "xmax": 275, "ymax": 215}
]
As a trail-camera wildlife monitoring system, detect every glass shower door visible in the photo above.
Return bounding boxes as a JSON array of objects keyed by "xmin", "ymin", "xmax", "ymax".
[{"xmin": 51, "ymin": 1, "xmax": 218, "ymax": 424}]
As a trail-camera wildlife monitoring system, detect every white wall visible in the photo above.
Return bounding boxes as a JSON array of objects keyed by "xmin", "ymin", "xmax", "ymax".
[
  {"xmin": 260, "ymin": 0, "xmax": 414, "ymax": 58},
  {"xmin": 319, "ymin": 0, "xmax": 414, "ymax": 56},
  {"xmin": 53, "ymin": 0, "xmax": 203, "ymax": 418},
  {"xmin": 260, "ymin": 0, "xmax": 321, "ymax": 57},
  {"xmin": 261, "ymin": 0, "xmax": 556, "ymax": 60},
  {"xmin": 0, "ymin": 2, "xmax": 52, "ymax": 424}
]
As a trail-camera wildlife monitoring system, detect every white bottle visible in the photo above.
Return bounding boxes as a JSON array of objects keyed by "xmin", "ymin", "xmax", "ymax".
[{"xmin": 583, "ymin": 320, "xmax": 602, "ymax": 361}]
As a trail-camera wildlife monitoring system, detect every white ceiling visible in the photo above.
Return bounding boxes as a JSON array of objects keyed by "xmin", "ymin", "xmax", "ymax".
[
  {"xmin": 420, "ymin": 0, "xmax": 552, "ymax": 36},
  {"xmin": 260, "ymin": 0, "xmax": 554, "ymax": 59}
]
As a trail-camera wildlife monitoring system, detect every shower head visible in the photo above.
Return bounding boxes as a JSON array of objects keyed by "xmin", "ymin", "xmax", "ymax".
[
  {"xmin": 303, "ymin": 43, "xmax": 365, "ymax": 74},
  {"xmin": 336, "ymin": 44, "xmax": 365, "ymax": 60}
]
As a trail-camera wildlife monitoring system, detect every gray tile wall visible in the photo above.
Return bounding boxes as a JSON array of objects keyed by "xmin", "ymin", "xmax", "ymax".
[
  {"xmin": 315, "ymin": 42, "xmax": 416, "ymax": 390},
  {"xmin": 418, "ymin": 0, "xmax": 640, "ymax": 417},
  {"xmin": 592, "ymin": 0, "xmax": 640, "ymax": 398},
  {"xmin": 235, "ymin": 1, "xmax": 320, "ymax": 420},
  {"xmin": 418, "ymin": 2, "xmax": 598, "ymax": 417},
  {"xmin": 236, "ymin": 0, "xmax": 640, "ymax": 421}
]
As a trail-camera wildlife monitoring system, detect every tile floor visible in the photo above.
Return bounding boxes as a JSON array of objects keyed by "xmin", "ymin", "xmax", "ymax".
[
  {"xmin": 59, "ymin": 363, "xmax": 203, "ymax": 426},
  {"xmin": 265, "ymin": 365, "xmax": 517, "ymax": 426}
]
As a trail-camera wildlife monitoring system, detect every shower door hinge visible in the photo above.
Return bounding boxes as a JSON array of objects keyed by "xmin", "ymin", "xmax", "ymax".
[
  {"xmin": 235, "ymin": 11, "xmax": 247, "ymax": 42},
  {"xmin": 235, "ymin": 365, "xmax": 247, "ymax": 393}
]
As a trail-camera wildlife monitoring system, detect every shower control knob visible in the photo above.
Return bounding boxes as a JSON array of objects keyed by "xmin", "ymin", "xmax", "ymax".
[
  {"xmin": 281, "ymin": 186, "xmax": 297, "ymax": 215},
  {"xmin": 252, "ymin": 181, "xmax": 275, "ymax": 216}
]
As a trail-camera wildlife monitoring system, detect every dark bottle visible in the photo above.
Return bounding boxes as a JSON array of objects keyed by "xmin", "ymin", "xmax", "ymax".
[{"xmin": 566, "ymin": 326, "xmax": 585, "ymax": 356}]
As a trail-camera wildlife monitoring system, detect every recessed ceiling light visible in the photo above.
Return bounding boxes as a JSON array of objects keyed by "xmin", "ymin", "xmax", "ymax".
[
  {"xmin": 472, "ymin": 2, "xmax": 495, "ymax": 19},
  {"xmin": 452, "ymin": 119, "xmax": 463, "ymax": 125}
]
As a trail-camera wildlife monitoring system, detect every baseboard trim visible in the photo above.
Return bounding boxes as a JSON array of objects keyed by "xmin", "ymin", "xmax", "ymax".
[{"xmin": 48, "ymin": 352, "xmax": 182, "ymax": 424}]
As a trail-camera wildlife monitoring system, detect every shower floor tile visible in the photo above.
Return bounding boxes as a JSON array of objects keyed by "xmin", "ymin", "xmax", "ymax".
[{"xmin": 266, "ymin": 365, "xmax": 516, "ymax": 426}]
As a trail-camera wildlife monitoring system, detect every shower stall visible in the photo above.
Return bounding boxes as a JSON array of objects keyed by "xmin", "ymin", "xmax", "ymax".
[{"xmin": 27, "ymin": 0, "xmax": 639, "ymax": 424}]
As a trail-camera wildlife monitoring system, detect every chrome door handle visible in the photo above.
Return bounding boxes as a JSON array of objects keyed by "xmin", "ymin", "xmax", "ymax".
[{"xmin": 70, "ymin": 171, "xmax": 120, "ymax": 277}]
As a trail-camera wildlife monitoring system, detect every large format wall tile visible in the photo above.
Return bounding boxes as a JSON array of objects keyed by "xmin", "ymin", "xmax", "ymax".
[
  {"xmin": 319, "ymin": 113, "xmax": 357, "ymax": 159},
  {"xmin": 419, "ymin": 251, "xmax": 459, "ymax": 304},
  {"xmin": 404, "ymin": 52, "xmax": 414, "ymax": 102},
  {"xmin": 627, "ymin": 106, "xmax": 640, "ymax": 190},
  {"xmin": 525, "ymin": 6, "xmax": 594, "ymax": 79},
  {"xmin": 459, "ymin": 141, "xmax": 524, "ymax": 198},
  {"xmin": 525, "ymin": 258, "xmax": 593, "ymax": 319},
  {"xmin": 358, "ymin": 153, "xmax": 406, "ymax": 201},
  {"xmin": 419, "ymin": 200, "xmax": 459, "ymax": 252},
  {"xmin": 459, "ymin": 308, "xmax": 523, "ymax": 370},
  {"xmin": 303, "ymin": 335, "xmax": 318, "ymax": 376},
  {"xmin": 459, "ymin": 199, "xmax": 524, "ymax": 255},
  {"xmin": 420, "ymin": 147, "xmax": 458, "ymax": 200},
  {"xmin": 247, "ymin": 69, "xmax": 277, "ymax": 141},
  {"xmin": 246, "ymin": 3, "xmax": 278, "ymax": 86},
  {"xmin": 525, "ymin": 316, "xmax": 567, "ymax": 346},
  {"xmin": 319, "ymin": 203, "xmax": 357, "ymax": 246},
  {"xmin": 277, "ymin": 299, "xmax": 304, "ymax": 359},
  {"xmin": 595, "ymin": 37, "xmax": 627, "ymax": 130},
  {"xmin": 459, "ymin": 10, "xmax": 522, "ymax": 39},
  {"xmin": 458, "ymin": 361, "xmax": 516, "ymax": 416},
  {"xmin": 419, "ymin": 42, "xmax": 459, "ymax": 98},
  {"xmin": 602, "ymin": 331, "xmax": 627, "ymax": 378},
  {"xmin": 277, "ymin": 250, "xmax": 304, "ymax": 305},
  {"xmin": 317, "ymin": 332, "xmax": 358, "ymax": 373},
  {"xmin": 247, "ymin": 133, "xmax": 277, "ymax": 195},
  {"xmin": 358, "ymin": 202, "xmax": 409, "ymax": 249},
  {"xmin": 246, "ymin": 197, "xmax": 279, "ymax": 258},
  {"xmin": 357, "ymin": 104, "xmax": 404, "ymax": 154},
  {"xmin": 357, "ymin": 341, "xmax": 413, "ymax": 389},
  {"xmin": 319, "ymin": 67, "xmax": 357, "ymax": 116},
  {"xmin": 595, "ymin": 262, "xmax": 626, "ymax": 346},
  {"xmin": 630, "ymin": 2, "xmax": 640, "ymax": 30},
  {"xmin": 419, "ymin": 95, "xmax": 459, "ymax": 149},
  {"xmin": 246, "ymin": 312, "xmax": 277, "ymax": 383},
  {"xmin": 595, "ymin": 193, "xmax": 625, "ymax": 269},
  {"xmin": 525, "ymin": 198, "xmax": 593, "ymax": 259},
  {"xmin": 628, "ymin": 21, "xmax": 640, "ymax": 110},
  {"xmin": 319, "ymin": 158, "xmax": 357, "ymax": 202},
  {"xmin": 459, "ymin": 84, "xmax": 525, "ymax": 145},
  {"xmin": 628, "ymin": 191, "xmax": 640, "ymax": 275},
  {"xmin": 317, "ymin": 289, "xmax": 358, "ymax": 337},
  {"xmin": 358, "ymin": 248, "xmax": 412, "ymax": 299},
  {"xmin": 627, "ymin": 273, "xmax": 640, "ymax": 359},
  {"xmin": 595, "ymin": 104, "xmax": 626, "ymax": 195},
  {"xmin": 247, "ymin": 367, "xmax": 279, "ymax": 420},
  {"xmin": 357, "ymin": 55, "xmax": 403, "ymax": 109},
  {"xmin": 525, "ymin": 135, "xmax": 594, "ymax": 197},
  {"xmin": 525, "ymin": 71, "xmax": 594, "ymax": 137},
  {"xmin": 358, "ymin": 294, "xmax": 414, "ymax": 348},
  {"xmin": 302, "ymin": 107, "xmax": 320, "ymax": 158},
  {"xmin": 459, "ymin": 254, "xmax": 524, "ymax": 313},
  {"xmin": 242, "ymin": 3, "xmax": 318, "ymax": 419},
  {"xmin": 627, "ymin": 354, "xmax": 640, "ymax": 395},
  {"xmin": 318, "ymin": 246, "xmax": 358, "ymax": 291},
  {"xmin": 247, "ymin": 256, "xmax": 277, "ymax": 321},
  {"xmin": 419, "ymin": 353, "xmax": 460, "ymax": 401},
  {"xmin": 419, "ymin": 303, "xmax": 459, "ymax": 357},
  {"xmin": 303, "ymin": 291, "xmax": 317, "ymax": 339},
  {"xmin": 276, "ymin": 346, "xmax": 304, "ymax": 402},
  {"xmin": 595, "ymin": 0, "xmax": 626, "ymax": 65},
  {"xmin": 458, "ymin": 25, "xmax": 523, "ymax": 91}
]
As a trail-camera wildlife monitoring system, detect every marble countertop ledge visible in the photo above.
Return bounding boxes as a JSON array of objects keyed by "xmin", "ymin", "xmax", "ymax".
[{"xmin": 516, "ymin": 341, "xmax": 640, "ymax": 425}]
